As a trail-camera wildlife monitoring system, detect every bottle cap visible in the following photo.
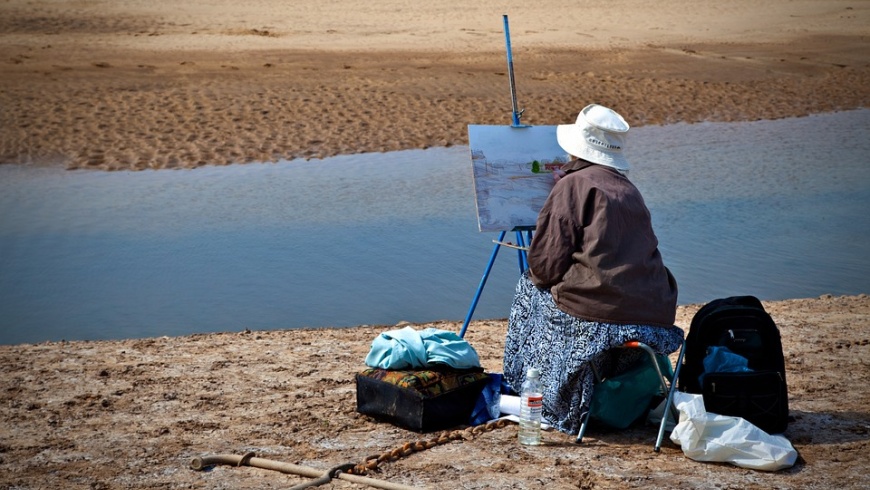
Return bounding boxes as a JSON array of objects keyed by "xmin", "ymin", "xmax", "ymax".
[{"xmin": 527, "ymin": 367, "xmax": 541, "ymax": 378}]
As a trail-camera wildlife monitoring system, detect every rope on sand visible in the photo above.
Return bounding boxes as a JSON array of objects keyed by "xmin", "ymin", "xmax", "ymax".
[
  {"xmin": 190, "ymin": 452, "xmax": 420, "ymax": 490},
  {"xmin": 353, "ymin": 418, "xmax": 512, "ymax": 475},
  {"xmin": 190, "ymin": 418, "xmax": 513, "ymax": 488}
]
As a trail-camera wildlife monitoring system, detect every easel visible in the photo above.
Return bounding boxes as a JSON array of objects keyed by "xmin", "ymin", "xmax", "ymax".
[{"xmin": 459, "ymin": 15, "xmax": 534, "ymax": 338}]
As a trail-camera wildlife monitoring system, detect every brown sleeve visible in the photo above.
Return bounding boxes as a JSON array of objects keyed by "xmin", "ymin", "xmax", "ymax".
[{"xmin": 526, "ymin": 184, "xmax": 583, "ymax": 288}]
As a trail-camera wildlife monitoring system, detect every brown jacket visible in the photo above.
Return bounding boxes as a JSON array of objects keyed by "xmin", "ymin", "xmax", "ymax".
[{"xmin": 527, "ymin": 163, "xmax": 678, "ymax": 327}]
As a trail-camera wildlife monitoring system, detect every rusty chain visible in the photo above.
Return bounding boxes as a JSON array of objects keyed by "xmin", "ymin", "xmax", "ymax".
[{"xmin": 351, "ymin": 418, "xmax": 512, "ymax": 475}]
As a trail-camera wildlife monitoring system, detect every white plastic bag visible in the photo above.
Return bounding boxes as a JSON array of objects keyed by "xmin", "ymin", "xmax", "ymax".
[{"xmin": 670, "ymin": 392, "xmax": 798, "ymax": 471}]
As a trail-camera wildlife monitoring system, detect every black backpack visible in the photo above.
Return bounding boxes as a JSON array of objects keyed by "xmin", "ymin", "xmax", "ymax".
[{"xmin": 680, "ymin": 295, "xmax": 789, "ymax": 433}]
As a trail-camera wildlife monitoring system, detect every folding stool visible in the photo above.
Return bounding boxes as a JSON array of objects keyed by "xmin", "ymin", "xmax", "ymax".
[{"xmin": 575, "ymin": 339, "xmax": 686, "ymax": 452}]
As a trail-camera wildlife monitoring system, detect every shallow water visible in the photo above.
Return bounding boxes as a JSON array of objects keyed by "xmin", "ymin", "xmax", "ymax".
[{"xmin": 1, "ymin": 110, "xmax": 868, "ymax": 345}]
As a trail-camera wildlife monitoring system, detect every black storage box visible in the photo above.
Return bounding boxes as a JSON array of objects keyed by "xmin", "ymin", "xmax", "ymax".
[{"xmin": 355, "ymin": 367, "xmax": 490, "ymax": 432}]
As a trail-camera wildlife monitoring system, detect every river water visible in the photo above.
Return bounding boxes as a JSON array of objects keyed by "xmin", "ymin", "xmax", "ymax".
[{"xmin": 1, "ymin": 110, "xmax": 868, "ymax": 345}]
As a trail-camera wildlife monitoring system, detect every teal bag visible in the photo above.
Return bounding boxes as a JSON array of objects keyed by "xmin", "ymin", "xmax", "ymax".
[{"xmin": 589, "ymin": 355, "xmax": 673, "ymax": 429}]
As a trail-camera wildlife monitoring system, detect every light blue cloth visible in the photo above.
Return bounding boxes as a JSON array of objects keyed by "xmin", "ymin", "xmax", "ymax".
[
  {"xmin": 364, "ymin": 326, "xmax": 481, "ymax": 370},
  {"xmin": 700, "ymin": 346, "xmax": 754, "ymax": 387}
]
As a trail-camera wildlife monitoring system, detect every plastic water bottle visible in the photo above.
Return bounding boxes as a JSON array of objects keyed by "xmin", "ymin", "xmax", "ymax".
[{"xmin": 518, "ymin": 367, "xmax": 543, "ymax": 445}]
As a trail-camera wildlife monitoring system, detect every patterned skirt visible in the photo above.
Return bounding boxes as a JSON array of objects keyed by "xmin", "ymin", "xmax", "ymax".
[{"xmin": 503, "ymin": 272, "xmax": 684, "ymax": 434}]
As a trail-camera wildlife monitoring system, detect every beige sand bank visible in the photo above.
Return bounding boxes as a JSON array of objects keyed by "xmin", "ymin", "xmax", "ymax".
[
  {"xmin": 1, "ymin": 295, "xmax": 868, "ymax": 488},
  {"xmin": 0, "ymin": 0, "xmax": 868, "ymax": 170}
]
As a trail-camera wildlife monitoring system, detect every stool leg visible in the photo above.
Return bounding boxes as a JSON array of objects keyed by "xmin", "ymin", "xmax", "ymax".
[
  {"xmin": 654, "ymin": 339, "xmax": 686, "ymax": 452},
  {"xmin": 575, "ymin": 360, "xmax": 603, "ymax": 444},
  {"xmin": 575, "ymin": 411, "xmax": 591, "ymax": 443}
]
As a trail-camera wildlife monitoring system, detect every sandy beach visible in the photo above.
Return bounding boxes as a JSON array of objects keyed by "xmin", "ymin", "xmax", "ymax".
[
  {"xmin": 1, "ymin": 295, "xmax": 868, "ymax": 489},
  {"xmin": 1, "ymin": 1, "xmax": 869, "ymax": 489},
  {"xmin": 1, "ymin": 1, "xmax": 868, "ymax": 170}
]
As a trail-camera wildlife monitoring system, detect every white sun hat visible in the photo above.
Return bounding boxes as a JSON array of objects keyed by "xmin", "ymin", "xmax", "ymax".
[{"xmin": 556, "ymin": 104, "xmax": 630, "ymax": 172}]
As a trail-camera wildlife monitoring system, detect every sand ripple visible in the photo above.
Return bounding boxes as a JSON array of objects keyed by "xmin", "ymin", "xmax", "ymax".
[{"xmin": 1, "ymin": 5, "xmax": 868, "ymax": 170}]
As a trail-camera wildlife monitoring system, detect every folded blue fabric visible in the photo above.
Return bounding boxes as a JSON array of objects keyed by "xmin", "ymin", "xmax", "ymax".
[
  {"xmin": 364, "ymin": 326, "xmax": 482, "ymax": 370},
  {"xmin": 468, "ymin": 373, "xmax": 504, "ymax": 425},
  {"xmin": 700, "ymin": 345, "xmax": 754, "ymax": 387}
]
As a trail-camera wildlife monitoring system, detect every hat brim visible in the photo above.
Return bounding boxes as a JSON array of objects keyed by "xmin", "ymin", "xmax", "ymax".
[{"xmin": 556, "ymin": 124, "xmax": 631, "ymax": 171}]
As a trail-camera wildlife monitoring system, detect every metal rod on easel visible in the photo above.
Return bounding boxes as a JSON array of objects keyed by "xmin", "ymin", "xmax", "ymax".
[
  {"xmin": 503, "ymin": 14, "xmax": 524, "ymax": 127},
  {"xmin": 460, "ymin": 16, "xmax": 533, "ymax": 338}
]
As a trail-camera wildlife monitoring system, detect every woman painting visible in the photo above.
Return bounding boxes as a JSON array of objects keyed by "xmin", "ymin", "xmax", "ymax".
[{"xmin": 503, "ymin": 104, "xmax": 684, "ymax": 434}]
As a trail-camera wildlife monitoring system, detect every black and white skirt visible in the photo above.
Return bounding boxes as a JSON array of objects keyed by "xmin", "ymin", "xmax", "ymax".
[{"xmin": 503, "ymin": 272, "xmax": 684, "ymax": 434}]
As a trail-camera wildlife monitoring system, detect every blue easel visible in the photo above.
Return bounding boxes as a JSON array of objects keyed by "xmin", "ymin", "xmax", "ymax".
[{"xmin": 459, "ymin": 15, "xmax": 534, "ymax": 338}]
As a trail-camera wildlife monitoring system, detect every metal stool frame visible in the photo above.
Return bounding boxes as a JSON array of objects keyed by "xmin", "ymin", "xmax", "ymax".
[{"xmin": 575, "ymin": 339, "xmax": 686, "ymax": 452}]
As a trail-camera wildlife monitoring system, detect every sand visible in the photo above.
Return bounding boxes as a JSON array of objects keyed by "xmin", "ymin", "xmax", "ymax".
[
  {"xmin": 1, "ymin": 1, "xmax": 869, "ymax": 489},
  {"xmin": 1, "ymin": 295, "xmax": 869, "ymax": 489},
  {"xmin": 1, "ymin": 1, "xmax": 868, "ymax": 170}
]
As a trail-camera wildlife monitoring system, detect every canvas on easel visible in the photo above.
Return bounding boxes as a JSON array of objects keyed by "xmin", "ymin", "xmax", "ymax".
[
  {"xmin": 468, "ymin": 125, "xmax": 567, "ymax": 232},
  {"xmin": 460, "ymin": 124, "xmax": 567, "ymax": 337}
]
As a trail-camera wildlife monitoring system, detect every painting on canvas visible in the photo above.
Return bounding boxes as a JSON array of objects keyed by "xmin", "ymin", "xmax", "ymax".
[{"xmin": 468, "ymin": 125, "xmax": 567, "ymax": 232}]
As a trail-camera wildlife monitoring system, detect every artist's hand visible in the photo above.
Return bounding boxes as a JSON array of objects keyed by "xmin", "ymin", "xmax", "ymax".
[{"xmin": 553, "ymin": 169, "xmax": 566, "ymax": 184}]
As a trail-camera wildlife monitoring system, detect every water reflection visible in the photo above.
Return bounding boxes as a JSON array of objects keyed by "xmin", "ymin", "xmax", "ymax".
[{"xmin": 1, "ymin": 110, "xmax": 868, "ymax": 345}]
